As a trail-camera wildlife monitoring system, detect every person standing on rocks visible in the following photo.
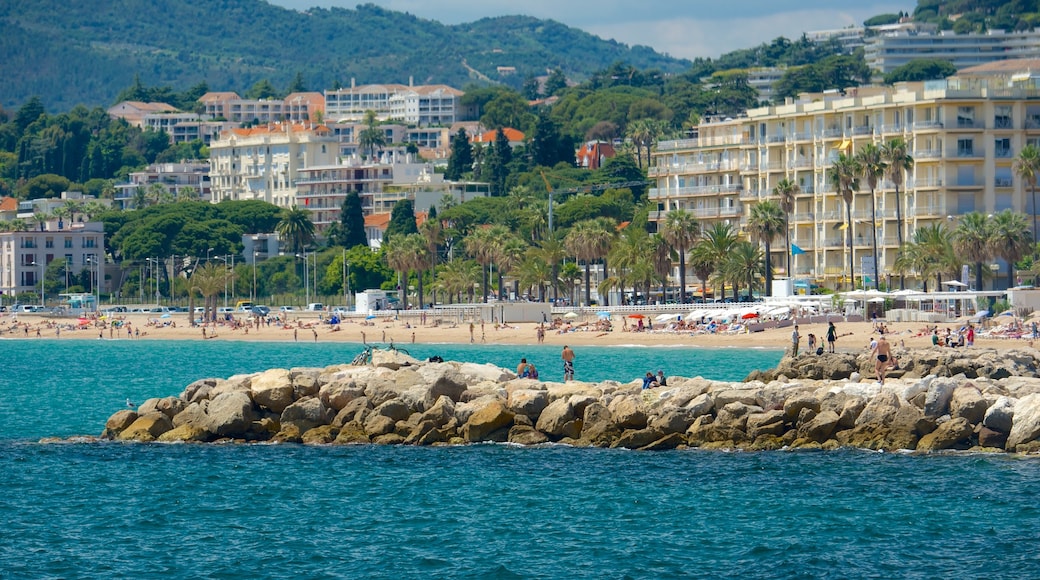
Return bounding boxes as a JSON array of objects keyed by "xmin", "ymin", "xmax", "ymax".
[
  {"xmin": 872, "ymin": 333, "xmax": 892, "ymax": 386},
  {"xmin": 562, "ymin": 345, "xmax": 575, "ymax": 381},
  {"xmin": 791, "ymin": 325, "xmax": 800, "ymax": 356},
  {"xmin": 826, "ymin": 322, "xmax": 837, "ymax": 353}
]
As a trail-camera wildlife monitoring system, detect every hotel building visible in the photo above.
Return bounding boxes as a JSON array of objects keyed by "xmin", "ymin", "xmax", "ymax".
[
  {"xmin": 650, "ymin": 64, "xmax": 1040, "ymax": 290},
  {"xmin": 0, "ymin": 220, "xmax": 105, "ymax": 299}
]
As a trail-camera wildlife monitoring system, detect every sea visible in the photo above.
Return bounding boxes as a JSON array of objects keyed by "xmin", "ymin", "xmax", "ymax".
[{"xmin": 4, "ymin": 339, "xmax": 1040, "ymax": 579}]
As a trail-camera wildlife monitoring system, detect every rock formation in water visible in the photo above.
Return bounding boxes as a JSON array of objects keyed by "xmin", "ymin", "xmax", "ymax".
[{"xmin": 99, "ymin": 347, "xmax": 1040, "ymax": 453}]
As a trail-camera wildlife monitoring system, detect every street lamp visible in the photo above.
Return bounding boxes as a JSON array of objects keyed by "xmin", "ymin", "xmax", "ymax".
[
  {"xmin": 214, "ymin": 256, "xmax": 229, "ymax": 308},
  {"xmin": 342, "ymin": 248, "xmax": 350, "ymax": 311},
  {"xmin": 30, "ymin": 261, "xmax": 43, "ymax": 308},
  {"xmin": 146, "ymin": 257, "xmax": 161, "ymax": 305},
  {"xmin": 252, "ymin": 250, "xmax": 258, "ymax": 302},
  {"xmin": 86, "ymin": 256, "xmax": 101, "ymax": 312}
]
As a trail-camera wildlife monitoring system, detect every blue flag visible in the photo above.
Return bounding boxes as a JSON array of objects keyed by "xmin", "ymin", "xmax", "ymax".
[{"xmin": 791, "ymin": 244, "xmax": 805, "ymax": 255}]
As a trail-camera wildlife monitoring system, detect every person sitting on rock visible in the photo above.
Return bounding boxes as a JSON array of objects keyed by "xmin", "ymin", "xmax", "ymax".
[{"xmin": 642, "ymin": 372, "xmax": 659, "ymax": 390}]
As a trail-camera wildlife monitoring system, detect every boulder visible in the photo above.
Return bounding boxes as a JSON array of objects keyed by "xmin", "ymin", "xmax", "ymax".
[
  {"xmin": 416, "ymin": 364, "xmax": 470, "ymax": 404},
  {"xmin": 683, "ymin": 393, "xmax": 714, "ymax": 417},
  {"xmin": 535, "ymin": 398, "xmax": 576, "ymax": 437},
  {"xmin": 202, "ymin": 392, "xmax": 255, "ymax": 437},
  {"xmin": 783, "ymin": 396, "xmax": 820, "ymax": 423},
  {"xmin": 462, "ymin": 400, "xmax": 514, "ymax": 442},
  {"xmin": 1007, "ymin": 393, "xmax": 1040, "ymax": 450},
  {"xmin": 250, "ymin": 369, "xmax": 295, "ymax": 413},
  {"xmin": 373, "ymin": 399, "xmax": 413, "ymax": 423},
  {"xmin": 370, "ymin": 348, "xmax": 421, "ymax": 370},
  {"xmin": 157, "ymin": 424, "xmax": 212, "ymax": 442},
  {"xmin": 579, "ymin": 403, "xmax": 618, "ymax": 447},
  {"xmin": 319, "ymin": 380, "xmax": 366, "ymax": 411},
  {"xmin": 983, "ymin": 396, "xmax": 1015, "ymax": 433},
  {"xmin": 334, "ymin": 421, "xmax": 370, "ymax": 445},
  {"xmin": 639, "ymin": 433, "xmax": 685, "ymax": 451},
  {"xmin": 648, "ymin": 409, "xmax": 693, "ymax": 435},
  {"xmin": 917, "ymin": 417, "xmax": 973, "ymax": 451},
  {"xmin": 746, "ymin": 410, "xmax": 786, "ymax": 439},
  {"xmin": 292, "ymin": 372, "xmax": 321, "ymax": 399},
  {"xmin": 978, "ymin": 426, "xmax": 1008, "ymax": 449},
  {"xmin": 714, "ymin": 388, "xmax": 760, "ymax": 408},
  {"xmin": 139, "ymin": 397, "xmax": 186, "ymax": 419},
  {"xmin": 420, "ymin": 395, "xmax": 456, "ymax": 428},
  {"xmin": 613, "ymin": 428, "xmax": 664, "ymax": 449},
  {"xmin": 949, "ymin": 384, "xmax": 987, "ymax": 425},
  {"xmin": 508, "ymin": 425, "xmax": 549, "ymax": 446},
  {"xmin": 117, "ymin": 412, "xmax": 174, "ymax": 442},
  {"xmin": 798, "ymin": 410, "xmax": 841, "ymax": 444},
  {"xmin": 279, "ymin": 397, "xmax": 333, "ymax": 432},
  {"xmin": 332, "ymin": 397, "xmax": 372, "ymax": 428},
  {"xmin": 301, "ymin": 425, "xmax": 338, "ymax": 444},
  {"xmin": 364, "ymin": 414, "xmax": 397, "ymax": 437},
  {"xmin": 923, "ymin": 378, "xmax": 959, "ymax": 418},
  {"xmin": 181, "ymin": 378, "xmax": 217, "ymax": 403},
  {"xmin": 507, "ymin": 389, "xmax": 549, "ymax": 418},
  {"xmin": 608, "ymin": 396, "xmax": 648, "ymax": 429},
  {"xmin": 103, "ymin": 410, "xmax": 138, "ymax": 438}
]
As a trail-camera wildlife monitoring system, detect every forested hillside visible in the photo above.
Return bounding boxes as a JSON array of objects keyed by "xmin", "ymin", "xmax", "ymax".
[{"xmin": 0, "ymin": 0, "xmax": 689, "ymax": 111}]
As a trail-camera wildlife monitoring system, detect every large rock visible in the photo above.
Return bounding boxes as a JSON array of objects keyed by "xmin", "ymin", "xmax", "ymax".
[
  {"xmin": 508, "ymin": 425, "xmax": 549, "ymax": 445},
  {"xmin": 507, "ymin": 389, "xmax": 549, "ymax": 418},
  {"xmin": 613, "ymin": 428, "xmax": 664, "ymax": 450},
  {"xmin": 202, "ymin": 392, "xmax": 256, "ymax": 437},
  {"xmin": 983, "ymin": 396, "xmax": 1015, "ymax": 433},
  {"xmin": 416, "ymin": 364, "xmax": 470, "ymax": 404},
  {"xmin": 157, "ymin": 424, "xmax": 212, "ymax": 442},
  {"xmin": 949, "ymin": 384, "xmax": 988, "ymax": 424},
  {"xmin": 923, "ymin": 378, "xmax": 959, "ymax": 419},
  {"xmin": 118, "ymin": 412, "xmax": 173, "ymax": 441},
  {"xmin": 648, "ymin": 409, "xmax": 693, "ymax": 435},
  {"xmin": 364, "ymin": 414, "xmax": 397, "ymax": 437},
  {"xmin": 319, "ymin": 380, "xmax": 365, "ymax": 411},
  {"xmin": 102, "ymin": 410, "xmax": 138, "ymax": 438},
  {"xmin": 784, "ymin": 396, "xmax": 820, "ymax": 423},
  {"xmin": 462, "ymin": 400, "xmax": 514, "ymax": 442},
  {"xmin": 420, "ymin": 395, "xmax": 456, "ymax": 428},
  {"xmin": 279, "ymin": 397, "xmax": 333, "ymax": 432},
  {"xmin": 683, "ymin": 393, "xmax": 714, "ymax": 417},
  {"xmin": 1007, "ymin": 393, "xmax": 1040, "ymax": 450},
  {"xmin": 917, "ymin": 417, "xmax": 973, "ymax": 451},
  {"xmin": 250, "ymin": 369, "xmax": 294, "ymax": 413},
  {"xmin": 609, "ymin": 396, "xmax": 647, "ymax": 429},
  {"xmin": 746, "ymin": 410, "xmax": 785, "ymax": 439},
  {"xmin": 535, "ymin": 398, "xmax": 576, "ymax": 437},
  {"xmin": 370, "ymin": 348, "xmax": 421, "ymax": 370},
  {"xmin": 798, "ymin": 410, "xmax": 841, "ymax": 444},
  {"xmin": 181, "ymin": 378, "xmax": 217, "ymax": 403},
  {"xmin": 578, "ymin": 403, "xmax": 619, "ymax": 447},
  {"xmin": 372, "ymin": 399, "xmax": 413, "ymax": 422},
  {"xmin": 139, "ymin": 397, "xmax": 186, "ymax": 419}
]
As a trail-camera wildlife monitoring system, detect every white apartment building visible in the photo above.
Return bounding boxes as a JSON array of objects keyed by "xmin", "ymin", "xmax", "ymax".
[
  {"xmin": 208, "ymin": 123, "xmax": 339, "ymax": 208},
  {"xmin": 0, "ymin": 220, "xmax": 105, "ymax": 299},
  {"xmin": 650, "ymin": 65, "xmax": 1040, "ymax": 291},
  {"xmin": 866, "ymin": 28, "xmax": 1040, "ymax": 74},
  {"xmin": 114, "ymin": 162, "xmax": 213, "ymax": 209},
  {"xmin": 324, "ymin": 82, "xmax": 464, "ymax": 126}
]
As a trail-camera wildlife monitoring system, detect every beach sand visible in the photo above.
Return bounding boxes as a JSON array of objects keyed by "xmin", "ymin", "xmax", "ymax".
[{"xmin": 2, "ymin": 310, "xmax": 1034, "ymax": 354}]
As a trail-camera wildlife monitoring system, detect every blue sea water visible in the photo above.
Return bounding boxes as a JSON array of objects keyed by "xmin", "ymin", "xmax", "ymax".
[{"xmin": 4, "ymin": 339, "xmax": 1040, "ymax": 578}]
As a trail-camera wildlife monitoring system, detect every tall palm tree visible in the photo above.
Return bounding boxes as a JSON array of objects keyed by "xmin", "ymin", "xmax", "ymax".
[
  {"xmin": 700, "ymin": 222, "xmax": 738, "ymax": 300},
  {"xmin": 990, "ymin": 209, "xmax": 1032, "ymax": 288},
  {"xmin": 650, "ymin": 233, "xmax": 674, "ymax": 303},
  {"xmin": 516, "ymin": 250, "xmax": 554, "ymax": 301},
  {"xmin": 746, "ymin": 200, "xmax": 786, "ymax": 296},
  {"xmin": 660, "ymin": 209, "xmax": 699, "ymax": 304},
  {"xmin": 465, "ymin": 225, "xmax": 507, "ymax": 302},
  {"xmin": 772, "ymin": 178, "xmax": 799, "ymax": 277},
  {"xmin": 953, "ymin": 212, "xmax": 994, "ymax": 291},
  {"xmin": 882, "ymin": 138, "xmax": 914, "ymax": 288},
  {"xmin": 383, "ymin": 236, "xmax": 413, "ymax": 309},
  {"xmin": 855, "ymin": 143, "xmax": 887, "ymax": 290},
  {"xmin": 436, "ymin": 258, "xmax": 481, "ymax": 303},
  {"xmin": 419, "ymin": 219, "xmax": 444, "ymax": 304},
  {"xmin": 830, "ymin": 153, "xmax": 861, "ymax": 290},
  {"xmin": 536, "ymin": 235, "xmax": 566, "ymax": 303},
  {"xmin": 901, "ymin": 223, "xmax": 957, "ymax": 291},
  {"xmin": 399, "ymin": 233, "xmax": 429, "ymax": 309},
  {"xmin": 276, "ymin": 206, "xmax": 316, "ymax": 256},
  {"xmin": 190, "ymin": 262, "xmax": 226, "ymax": 324},
  {"xmin": 495, "ymin": 236, "xmax": 528, "ymax": 300},
  {"xmin": 564, "ymin": 218, "xmax": 614, "ymax": 307},
  {"xmin": 358, "ymin": 110, "xmax": 387, "ymax": 160},
  {"xmin": 1015, "ymin": 144, "xmax": 1040, "ymax": 251},
  {"xmin": 688, "ymin": 240, "xmax": 716, "ymax": 303},
  {"xmin": 724, "ymin": 241, "xmax": 765, "ymax": 300}
]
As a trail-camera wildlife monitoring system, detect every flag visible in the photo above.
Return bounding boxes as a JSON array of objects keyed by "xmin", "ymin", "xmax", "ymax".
[{"xmin": 791, "ymin": 244, "xmax": 805, "ymax": 255}]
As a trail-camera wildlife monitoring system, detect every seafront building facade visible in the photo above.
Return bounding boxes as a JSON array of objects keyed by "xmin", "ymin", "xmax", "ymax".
[
  {"xmin": 0, "ymin": 220, "xmax": 105, "ymax": 299},
  {"xmin": 866, "ymin": 28, "xmax": 1040, "ymax": 74},
  {"xmin": 650, "ymin": 70, "xmax": 1040, "ymax": 291},
  {"xmin": 323, "ymin": 83, "xmax": 465, "ymax": 125}
]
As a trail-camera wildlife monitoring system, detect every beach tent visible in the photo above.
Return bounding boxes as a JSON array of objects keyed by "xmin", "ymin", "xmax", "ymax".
[
  {"xmin": 564, "ymin": 311, "xmax": 579, "ymax": 319},
  {"xmin": 655, "ymin": 313, "xmax": 679, "ymax": 322}
]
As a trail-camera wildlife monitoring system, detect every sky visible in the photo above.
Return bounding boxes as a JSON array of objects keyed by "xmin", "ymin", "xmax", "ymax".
[{"xmin": 268, "ymin": 0, "xmax": 908, "ymax": 60}]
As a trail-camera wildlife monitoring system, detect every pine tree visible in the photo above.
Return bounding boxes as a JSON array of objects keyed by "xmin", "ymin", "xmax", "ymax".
[
  {"xmin": 384, "ymin": 199, "xmax": 418, "ymax": 245},
  {"xmin": 340, "ymin": 192, "xmax": 368, "ymax": 249},
  {"xmin": 445, "ymin": 128, "xmax": 473, "ymax": 180}
]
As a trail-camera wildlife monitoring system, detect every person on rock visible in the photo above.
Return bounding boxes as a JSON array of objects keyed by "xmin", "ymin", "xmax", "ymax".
[{"xmin": 872, "ymin": 333, "xmax": 893, "ymax": 386}]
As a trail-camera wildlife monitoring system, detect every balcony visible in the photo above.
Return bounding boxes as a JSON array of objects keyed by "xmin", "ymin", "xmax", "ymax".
[
  {"xmin": 955, "ymin": 119, "xmax": 980, "ymax": 129},
  {"xmin": 914, "ymin": 149, "xmax": 942, "ymax": 160},
  {"xmin": 766, "ymin": 135, "xmax": 787, "ymax": 143},
  {"xmin": 995, "ymin": 178, "xmax": 1014, "ymax": 188},
  {"xmin": 912, "ymin": 177, "xmax": 943, "ymax": 188},
  {"xmin": 851, "ymin": 126, "xmax": 873, "ymax": 136},
  {"xmin": 879, "ymin": 124, "xmax": 904, "ymax": 134},
  {"xmin": 955, "ymin": 148, "xmax": 981, "ymax": 158},
  {"xmin": 822, "ymin": 128, "xmax": 844, "ymax": 138},
  {"xmin": 909, "ymin": 205, "xmax": 948, "ymax": 218},
  {"xmin": 995, "ymin": 148, "xmax": 1013, "ymax": 158},
  {"xmin": 912, "ymin": 121, "xmax": 943, "ymax": 130},
  {"xmin": 791, "ymin": 132, "xmax": 813, "ymax": 141},
  {"xmin": 994, "ymin": 118, "xmax": 1014, "ymax": 129}
]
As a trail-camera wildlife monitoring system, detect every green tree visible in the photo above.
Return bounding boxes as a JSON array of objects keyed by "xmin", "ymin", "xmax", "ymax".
[
  {"xmin": 445, "ymin": 127, "xmax": 473, "ymax": 181},
  {"xmin": 339, "ymin": 192, "xmax": 367, "ymax": 248},
  {"xmin": 480, "ymin": 90, "xmax": 535, "ymax": 133},
  {"xmin": 384, "ymin": 199, "xmax": 418, "ymax": 246},
  {"xmin": 1014, "ymin": 144, "xmax": 1040, "ymax": 250},
  {"xmin": 746, "ymin": 200, "xmax": 786, "ymax": 296},
  {"xmin": 990, "ymin": 209, "xmax": 1032, "ymax": 288},
  {"xmin": 882, "ymin": 138, "xmax": 914, "ymax": 288},
  {"xmin": 530, "ymin": 108, "xmax": 573, "ymax": 168},
  {"xmin": 894, "ymin": 223, "xmax": 956, "ymax": 292},
  {"xmin": 724, "ymin": 241, "xmax": 765, "ymax": 300},
  {"xmin": 285, "ymin": 71, "xmax": 307, "ymax": 94},
  {"xmin": 276, "ymin": 205, "xmax": 316, "ymax": 255},
  {"xmin": 465, "ymin": 225, "xmax": 507, "ymax": 302},
  {"xmin": 772, "ymin": 178, "xmax": 799, "ymax": 277},
  {"xmin": 564, "ymin": 218, "xmax": 614, "ymax": 306},
  {"xmin": 699, "ymin": 223, "xmax": 738, "ymax": 300},
  {"xmin": 953, "ymin": 212, "xmax": 994, "ymax": 291},
  {"xmin": 660, "ymin": 209, "xmax": 699, "ymax": 303},
  {"xmin": 245, "ymin": 78, "xmax": 279, "ymax": 100},
  {"xmin": 855, "ymin": 143, "xmax": 887, "ymax": 290},
  {"xmin": 358, "ymin": 110, "xmax": 386, "ymax": 160},
  {"xmin": 830, "ymin": 153, "xmax": 860, "ymax": 289},
  {"xmin": 883, "ymin": 59, "xmax": 958, "ymax": 84},
  {"xmin": 544, "ymin": 68, "xmax": 567, "ymax": 96}
]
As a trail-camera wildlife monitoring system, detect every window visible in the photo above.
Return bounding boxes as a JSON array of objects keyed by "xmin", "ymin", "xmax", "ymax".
[
  {"xmin": 995, "ymin": 167, "xmax": 1013, "ymax": 187},
  {"xmin": 994, "ymin": 105, "xmax": 1012, "ymax": 129},
  {"xmin": 995, "ymin": 138, "xmax": 1011, "ymax": 158},
  {"xmin": 957, "ymin": 138, "xmax": 974, "ymax": 157},
  {"xmin": 956, "ymin": 106, "xmax": 975, "ymax": 128},
  {"xmin": 957, "ymin": 165, "xmax": 976, "ymax": 187}
]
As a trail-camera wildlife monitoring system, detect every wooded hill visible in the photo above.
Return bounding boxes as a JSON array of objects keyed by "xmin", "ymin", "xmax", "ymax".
[{"xmin": 0, "ymin": 0, "xmax": 689, "ymax": 111}]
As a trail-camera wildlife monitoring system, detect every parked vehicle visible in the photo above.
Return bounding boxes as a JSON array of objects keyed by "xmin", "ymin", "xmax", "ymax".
[
  {"xmin": 251, "ymin": 305, "xmax": 270, "ymax": 317},
  {"xmin": 278, "ymin": 306, "xmax": 295, "ymax": 313},
  {"xmin": 306, "ymin": 303, "xmax": 324, "ymax": 312}
]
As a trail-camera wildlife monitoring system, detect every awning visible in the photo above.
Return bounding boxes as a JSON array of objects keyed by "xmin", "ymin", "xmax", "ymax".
[{"xmin": 834, "ymin": 139, "xmax": 851, "ymax": 151}]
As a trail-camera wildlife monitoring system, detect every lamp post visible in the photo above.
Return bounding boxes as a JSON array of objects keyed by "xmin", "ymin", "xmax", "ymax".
[
  {"xmin": 86, "ymin": 256, "xmax": 101, "ymax": 312},
  {"xmin": 31, "ymin": 261, "xmax": 43, "ymax": 308},
  {"xmin": 342, "ymin": 248, "xmax": 350, "ymax": 311},
  {"xmin": 215, "ymin": 256, "xmax": 229, "ymax": 308},
  {"xmin": 252, "ymin": 250, "xmax": 258, "ymax": 302}
]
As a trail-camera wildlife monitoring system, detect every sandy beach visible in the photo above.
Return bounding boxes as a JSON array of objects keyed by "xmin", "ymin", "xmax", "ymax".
[{"xmin": 2, "ymin": 309, "xmax": 1035, "ymax": 355}]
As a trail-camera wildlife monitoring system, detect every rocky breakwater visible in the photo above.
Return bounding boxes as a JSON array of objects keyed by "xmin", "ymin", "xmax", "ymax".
[{"xmin": 101, "ymin": 347, "xmax": 1040, "ymax": 453}]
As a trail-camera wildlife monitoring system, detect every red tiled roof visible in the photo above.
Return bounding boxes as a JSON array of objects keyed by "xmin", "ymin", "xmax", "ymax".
[
  {"xmin": 0, "ymin": 196, "xmax": 17, "ymax": 212},
  {"xmin": 472, "ymin": 128, "xmax": 525, "ymax": 143},
  {"xmin": 227, "ymin": 123, "xmax": 331, "ymax": 137}
]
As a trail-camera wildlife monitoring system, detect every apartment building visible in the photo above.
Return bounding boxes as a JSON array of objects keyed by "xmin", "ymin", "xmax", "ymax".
[
  {"xmin": 0, "ymin": 220, "xmax": 105, "ymax": 299},
  {"xmin": 324, "ymin": 82, "xmax": 464, "ymax": 125},
  {"xmin": 650, "ymin": 64, "xmax": 1040, "ymax": 291},
  {"xmin": 198, "ymin": 92, "xmax": 325, "ymax": 124},
  {"xmin": 866, "ymin": 28, "xmax": 1040, "ymax": 74},
  {"xmin": 208, "ymin": 123, "xmax": 339, "ymax": 208},
  {"xmin": 114, "ymin": 162, "xmax": 213, "ymax": 209}
]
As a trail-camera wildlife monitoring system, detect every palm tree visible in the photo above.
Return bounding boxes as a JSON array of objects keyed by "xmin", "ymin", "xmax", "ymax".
[
  {"xmin": 773, "ymin": 178, "xmax": 799, "ymax": 277},
  {"xmin": 564, "ymin": 219, "xmax": 614, "ymax": 306},
  {"xmin": 746, "ymin": 200, "xmax": 786, "ymax": 296},
  {"xmin": 610, "ymin": 228, "xmax": 654, "ymax": 303},
  {"xmin": 383, "ymin": 236, "xmax": 414, "ymax": 310},
  {"xmin": 895, "ymin": 223, "xmax": 956, "ymax": 291},
  {"xmin": 400, "ymin": 233, "xmax": 429, "ymax": 309},
  {"xmin": 419, "ymin": 219, "xmax": 443, "ymax": 304},
  {"xmin": 436, "ymin": 259, "xmax": 481, "ymax": 303},
  {"xmin": 953, "ymin": 212, "xmax": 994, "ymax": 291},
  {"xmin": 882, "ymin": 138, "xmax": 914, "ymax": 288},
  {"xmin": 495, "ymin": 236, "xmax": 528, "ymax": 300},
  {"xmin": 650, "ymin": 233, "xmax": 673, "ymax": 303},
  {"xmin": 536, "ymin": 235, "xmax": 566, "ymax": 303},
  {"xmin": 688, "ymin": 240, "xmax": 715, "ymax": 303},
  {"xmin": 724, "ymin": 241, "xmax": 765, "ymax": 300},
  {"xmin": 699, "ymin": 222, "xmax": 737, "ymax": 300},
  {"xmin": 190, "ymin": 262, "xmax": 226, "ymax": 324},
  {"xmin": 276, "ymin": 206, "xmax": 316, "ymax": 256},
  {"xmin": 465, "ymin": 225, "xmax": 507, "ymax": 302},
  {"xmin": 516, "ymin": 250, "xmax": 554, "ymax": 301},
  {"xmin": 358, "ymin": 110, "xmax": 387, "ymax": 160},
  {"xmin": 660, "ymin": 209, "xmax": 699, "ymax": 304},
  {"xmin": 830, "ymin": 153, "xmax": 861, "ymax": 290},
  {"xmin": 990, "ymin": 210, "xmax": 1032, "ymax": 288},
  {"xmin": 855, "ymin": 143, "xmax": 887, "ymax": 290},
  {"xmin": 1015, "ymin": 144, "xmax": 1040, "ymax": 251}
]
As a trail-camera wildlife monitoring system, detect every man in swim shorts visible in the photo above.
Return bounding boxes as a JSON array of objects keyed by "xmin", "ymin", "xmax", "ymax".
[
  {"xmin": 872, "ymin": 333, "xmax": 892, "ymax": 385},
  {"xmin": 562, "ymin": 345, "xmax": 575, "ymax": 381}
]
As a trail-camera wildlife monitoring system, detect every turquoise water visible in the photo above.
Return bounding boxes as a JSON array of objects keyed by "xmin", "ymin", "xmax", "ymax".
[{"xmin": 4, "ymin": 340, "xmax": 1040, "ymax": 578}]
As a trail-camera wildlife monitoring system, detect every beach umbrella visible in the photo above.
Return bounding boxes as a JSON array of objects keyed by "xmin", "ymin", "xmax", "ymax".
[
  {"xmin": 596, "ymin": 311, "xmax": 610, "ymax": 318},
  {"xmin": 564, "ymin": 311, "xmax": 579, "ymax": 319},
  {"xmin": 868, "ymin": 297, "xmax": 886, "ymax": 303},
  {"xmin": 655, "ymin": 313, "xmax": 678, "ymax": 322},
  {"xmin": 161, "ymin": 313, "xmax": 171, "ymax": 318},
  {"xmin": 741, "ymin": 312, "xmax": 759, "ymax": 320},
  {"xmin": 974, "ymin": 310, "xmax": 990, "ymax": 318},
  {"xmin": 365, "ymin": 314, "xmax": 376, "ymax": 320},
  {"xmin": 999, "ymin": 311, "xmax": 1015, "ymax": 317},
  {"xmin": 77, "ymin": 318, "xmax": 90, "ymax": 326},
  {"xmin": 627, "ymin": 314, "xmax": 646, "ymax": 319}
]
